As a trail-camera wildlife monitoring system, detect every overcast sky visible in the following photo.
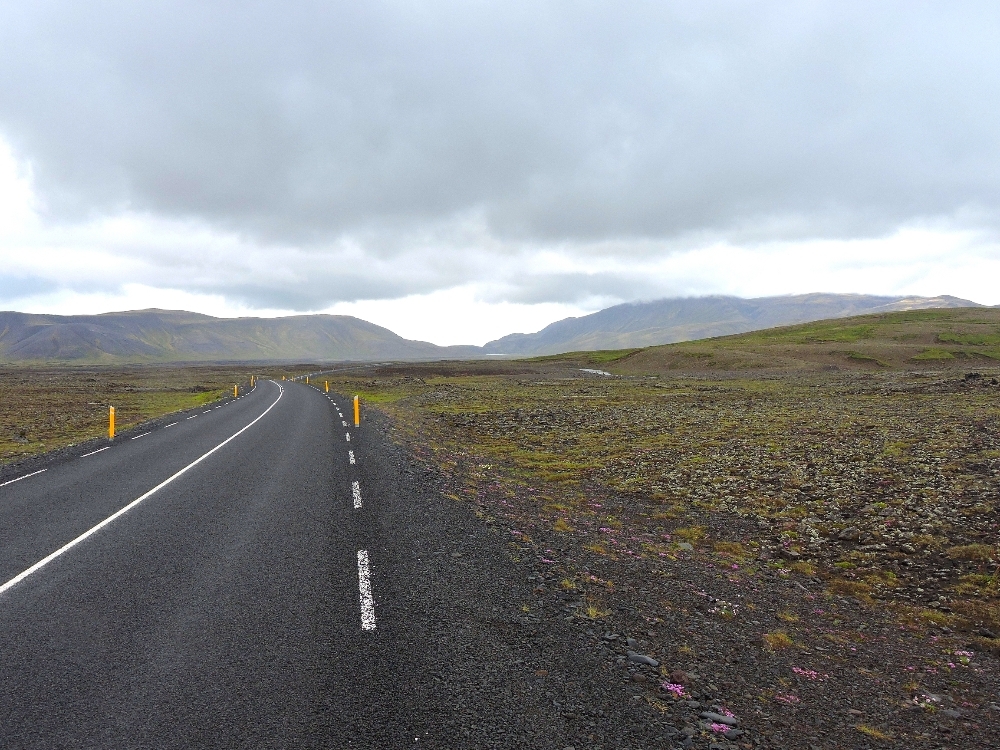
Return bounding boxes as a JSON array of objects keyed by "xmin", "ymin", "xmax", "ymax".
[{"xmin": 1, "ymin": 1, "xmax": 998, "ymax": 344}]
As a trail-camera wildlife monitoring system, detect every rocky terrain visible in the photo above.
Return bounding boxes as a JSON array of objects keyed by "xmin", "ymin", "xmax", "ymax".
[{"xmin": 325, "ymin": 361, "xmax": 1000, "ymax": 749}]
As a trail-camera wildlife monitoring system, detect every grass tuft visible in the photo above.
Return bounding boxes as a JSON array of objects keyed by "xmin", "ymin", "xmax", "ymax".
[{"xmin": 763, "ymin": 630, "xmax": 795, "ymax": 650}]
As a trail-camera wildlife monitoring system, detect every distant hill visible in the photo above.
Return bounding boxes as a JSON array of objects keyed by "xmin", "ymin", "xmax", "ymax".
[
  {"xmin": 482, "ymin": 294, "xmax": 981, "ymax": 356},
  {"xmin": 0, "ymin": 294, "xmax": 984, "ymax": 364},
  {"xmin": 0, "ymin": 309, "xmax": 479, "ymax": 363},
  {"xmin": 610, "ymin": 305, "xmax": 1000, "ymax": 374}
]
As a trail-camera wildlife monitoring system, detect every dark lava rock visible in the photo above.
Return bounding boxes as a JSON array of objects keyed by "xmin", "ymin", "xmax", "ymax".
[{"xmin": 627, "ymin": 652, "xmax": 659, "ymax": 667}]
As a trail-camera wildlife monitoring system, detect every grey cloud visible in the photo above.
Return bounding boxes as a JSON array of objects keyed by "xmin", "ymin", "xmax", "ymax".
[
  {"xmin": 479, "ymin": 272, "xmax": 673, "ymax": 307},
  {"xmin": 1, "ymin": 1, "xmax": 998, "ymax": 308},
  {"xmin": 0, "ymin": 274, "xmax": 59, "ymax": 305}
]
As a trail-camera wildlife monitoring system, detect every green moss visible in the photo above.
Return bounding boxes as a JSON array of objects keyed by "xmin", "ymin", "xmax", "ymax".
[
  {"xmin": 937, "ymin": 331, "xmax": 1000, "ymax": 346},
  {"xmin": 912, "ymin": 348, "xmax": 955, "ymax": 361}
]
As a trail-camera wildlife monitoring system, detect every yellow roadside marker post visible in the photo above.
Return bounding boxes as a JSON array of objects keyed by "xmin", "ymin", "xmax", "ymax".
[
  {"xmin": 282, "ymin": 375, "xmax": 286, "ymax": 381},
  {"xmin": 234, "ymin": 385, "xmax": 238, "ymax": 398},
  {"xmin": 109, "ymin": 406, "xmax": 115, "ymax": 440},
  {"xmin": 325, "ymin": 381, "xmax": 329, "ymax": 393},
  {"xmin": 354, "ymin": 395, "xmax": 360, "ymax": 427},
  {"xmin": 306, "ymin": 376, "xmax": 309, "ymax": 384}
]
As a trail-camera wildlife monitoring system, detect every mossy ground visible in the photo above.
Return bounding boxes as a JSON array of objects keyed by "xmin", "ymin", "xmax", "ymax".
[{"xmin": 0, "ymin": 365, "xmax": 264, "ymax": 465}]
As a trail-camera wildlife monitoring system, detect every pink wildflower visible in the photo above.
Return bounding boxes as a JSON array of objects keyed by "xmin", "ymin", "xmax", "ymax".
[{"xmin": 661, "ymin": 682, "xmax": 687, "ymax": 697}]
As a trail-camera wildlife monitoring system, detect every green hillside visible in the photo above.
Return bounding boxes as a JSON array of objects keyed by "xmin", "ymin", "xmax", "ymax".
[{"xmin": 597, "ymin": 306, "xmax": 1000, "ymax": 374}]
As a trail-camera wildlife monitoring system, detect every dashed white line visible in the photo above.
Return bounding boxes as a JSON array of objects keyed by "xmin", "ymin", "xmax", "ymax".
[
  {"xmin": 80, "ymin": 447, "xmax": 110, "ymax": 458},
  {"xmin": 164, "ymin": 422, "xmax": 179, "ymax": 428},
  {"xmin": 0, "ymin": 469, "xmax": 47, "ymax": 488},
  {"xmin": 186, "ymin": 415, "xmax": 198, "ymax": 420},
  {"xmin": 349, "ymin": 450, "xmax": 356, "ymax": 465},
  {"xmin": 131, "ymin": 432, "xmax": 151, "ymax": 440},
  {"xmin": 345, "ymin": 432, "xmax": 351, "ymax": 442},
  {"xmin": 357, "ymin": 550, "xmax": 376, "ymax": 631},
  {"xmin": 0, "ymin": 382, "xmax": 285, "ymax": 597},
  {"xmin": 352, "ymin": 480, "xmax": 362, "ymax": 509},
  {"xmin": 342, "ymin": 420, "xmax": 347, "ymax": 427}
]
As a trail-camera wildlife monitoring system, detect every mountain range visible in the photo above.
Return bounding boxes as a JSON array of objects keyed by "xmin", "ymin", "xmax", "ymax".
[{"xmin": 0, "ymin": 294, "xmax": 981, "ymax": 363}]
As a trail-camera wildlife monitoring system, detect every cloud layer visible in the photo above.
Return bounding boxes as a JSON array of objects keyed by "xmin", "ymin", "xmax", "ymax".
[{"xmin": 0, "ymin": 1, "xmax": 998, "ymax": 337}]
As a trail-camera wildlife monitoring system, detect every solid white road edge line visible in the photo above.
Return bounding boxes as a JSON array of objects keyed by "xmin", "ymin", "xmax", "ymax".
[
  {"xmin": 164, "ymin": 422, "xmax": 179, "ymax": 428},
  {"xmin": 349, "ymin": 450, "xmax": 355, "ymax": 464},
  {"xmin": 0, "ymin": 382, "xmax": 286, "ymax": 598},
  {"xmin": 0, "ymin": 469, "xmax": 47, "ymax": 488},
  {"xmin": 352, "ymin": 480, "xmax": 362, "ymax": 509},
  {"xmin": 80, "ymin": 447, "xmax": 110, "ymax": 458},
  {"xmin": 131, "ymin": 432, "xmax": 151, "ymax": 440},
  {"xmin": 357, "ymin": 549, "xmax": 376, "ymax": 631}
]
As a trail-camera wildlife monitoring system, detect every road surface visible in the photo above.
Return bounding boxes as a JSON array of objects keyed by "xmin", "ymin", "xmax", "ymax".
[{"xmin": 0, "ymin": 380, "xmax": 671, "ymax": 748}]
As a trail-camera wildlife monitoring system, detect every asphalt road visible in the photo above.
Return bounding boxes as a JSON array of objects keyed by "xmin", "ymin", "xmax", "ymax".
[{"xmin": 0, "ymin": 379, "xmax": 670, "ymax": 749}]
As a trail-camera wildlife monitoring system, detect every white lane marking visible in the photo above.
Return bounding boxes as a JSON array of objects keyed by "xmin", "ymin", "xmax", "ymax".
[
  {"xmin": 0, "ymin": 382, "xmax": 286, "ymax": 597},
  {"xmin": 80, "ymin": 447, "xmax": 110, "ymax": 458},
  {"xmin": 0, "ymin": 469, "xmax": 47, "ymax": 488},
  {"xmin": 186, "ymin": 415, "xmax": 198, "ymax": 420},
  {"xmin": 357, "ymin": 550, "xmax": 376, "ymax": 631},
  {"xmin": 341, "ymin": 420, "xmax": 347, "ymax": 427},
  {"xmin": 202, "ymin": 411, "xmax": 211, "ymax": 414},
  {"xmin": 352, "ymin": 480, "xmax": 362, "ymax": 509},
  {"xmin": 345, "ymin": 432, "xmax": 350, "ymax": 442},
  {"xmin": 164, "ymin": 422, "xmax": 179, "ymax": 428},
  {"xmin": 349, "ymin": 450, "xmax": 355, "ymax": 465},
  {"xmin": 131, "ymin": 432, "xmax": 151, "ymax": 440}
]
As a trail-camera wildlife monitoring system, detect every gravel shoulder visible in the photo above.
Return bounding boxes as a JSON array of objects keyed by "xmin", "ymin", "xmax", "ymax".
[{"xmin": 359, "ymin": 407, "xmax": 683, "ymax": 748}]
